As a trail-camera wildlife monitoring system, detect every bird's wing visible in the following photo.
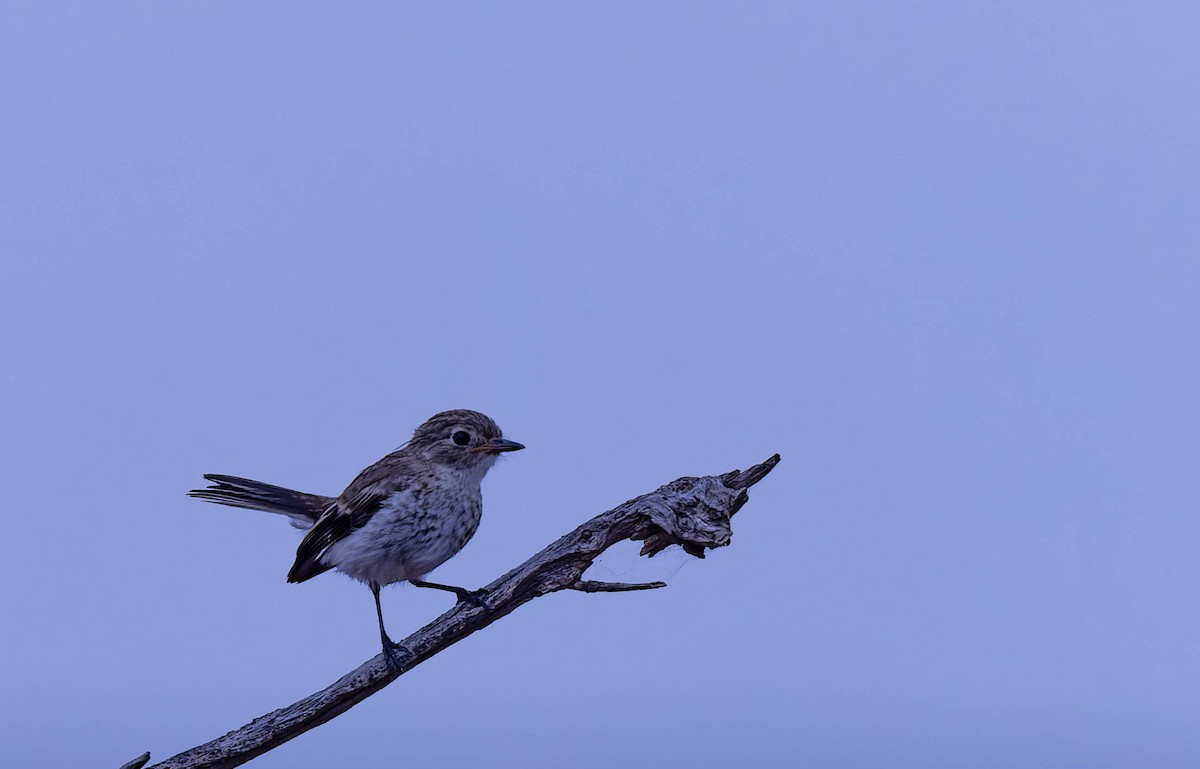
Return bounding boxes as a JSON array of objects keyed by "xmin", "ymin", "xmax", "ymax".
[{"xmin": 286, "ymin": 486, "xmax": 388, "ymax": 583}]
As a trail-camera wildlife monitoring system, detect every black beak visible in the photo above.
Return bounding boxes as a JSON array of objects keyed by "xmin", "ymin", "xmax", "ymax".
[{"xmin": 477, "ymin": 438, "xmax": 525, "ymax": 454}]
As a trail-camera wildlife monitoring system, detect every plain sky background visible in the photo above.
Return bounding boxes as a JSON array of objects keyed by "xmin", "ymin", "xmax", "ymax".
[{"xmin": 2, "ymin": 3, "xmax": 1198, "ymax": 768}]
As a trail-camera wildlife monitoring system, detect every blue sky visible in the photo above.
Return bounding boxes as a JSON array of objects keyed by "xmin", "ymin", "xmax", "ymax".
[{"xmin": 2, "ymin": 4, "xmax": 1198, "ymax": 768}]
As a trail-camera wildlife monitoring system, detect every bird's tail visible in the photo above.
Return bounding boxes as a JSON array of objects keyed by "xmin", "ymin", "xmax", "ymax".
[{"xmin": 188, "ymin": 474, "xmax": 331, "ymax": 529}]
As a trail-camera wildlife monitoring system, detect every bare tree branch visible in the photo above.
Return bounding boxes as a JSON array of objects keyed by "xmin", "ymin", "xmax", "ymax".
[
  {"xmin": 568, "ymin": 579, "xmax": 667, "ymax": 592},
  {"xmin": 123, "ymin": 454, "xmax": 780, "ymax": 769},
  {"xmin": 120, "ymin": 753, "xmax": 151, "ymax": 769}
]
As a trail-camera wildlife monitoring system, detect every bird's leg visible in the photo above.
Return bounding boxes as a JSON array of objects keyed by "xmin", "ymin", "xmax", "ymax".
[
  {"xmin": 370, "ymin": 582, "xmax": 408, "ymax": 667},
  {"xmin": 409, "ymin": 578, "xmax": 488, "ymax": 608}
]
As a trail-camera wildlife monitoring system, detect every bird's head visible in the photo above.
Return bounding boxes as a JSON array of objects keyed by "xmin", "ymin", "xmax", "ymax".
[{"xmin": 409, "ymin": 409, "xmax": 524, "ymax": 471}]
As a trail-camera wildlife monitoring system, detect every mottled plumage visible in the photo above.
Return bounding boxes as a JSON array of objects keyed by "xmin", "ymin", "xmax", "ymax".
[{"xmin": 189, "ymin": 409, "xmax": 524, "ymax": 658}]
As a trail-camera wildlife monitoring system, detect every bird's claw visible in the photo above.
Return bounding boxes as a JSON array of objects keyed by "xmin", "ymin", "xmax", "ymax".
[
  {"xmin": 382, "ymin": 638, "xmax": 411, "ymax": 669},
  {"xmin": 456, "ymin": 588, "xmax": 489, "ymax": 608}
]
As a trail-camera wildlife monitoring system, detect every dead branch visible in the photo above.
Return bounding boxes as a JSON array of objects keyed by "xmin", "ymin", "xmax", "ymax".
[{"xmin": 122, "ymin": 454, "xmax": 780, "ymax": 769}]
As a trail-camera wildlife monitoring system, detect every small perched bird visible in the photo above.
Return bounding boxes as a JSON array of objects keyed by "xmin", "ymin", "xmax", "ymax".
[{"xmin": 189, "ymin": 409, "xmax": 524, "ymax": 660}]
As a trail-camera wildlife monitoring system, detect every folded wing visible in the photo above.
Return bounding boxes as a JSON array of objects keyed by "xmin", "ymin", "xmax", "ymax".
[{"xmin": 287, "ymin": 490, "xmax": 387, "ymax": 583}]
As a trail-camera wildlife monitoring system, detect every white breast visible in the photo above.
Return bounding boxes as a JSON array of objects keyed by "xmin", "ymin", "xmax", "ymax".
[{"xmin": 320, "ymin": 467, "xmax": 486, "ymax": 587}]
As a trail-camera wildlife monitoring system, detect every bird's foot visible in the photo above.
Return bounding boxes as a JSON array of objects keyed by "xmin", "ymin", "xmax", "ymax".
[
  {"xmin": 455, "ymin": 587, "xmax": 489, "ymax": 608},
  {"xmin": 409, "ymin": 579, "xmax": 489, "ymax": 608},
  {"xmin": 381, "ymin": 637, "xmax": 411, "ymax": 669}
]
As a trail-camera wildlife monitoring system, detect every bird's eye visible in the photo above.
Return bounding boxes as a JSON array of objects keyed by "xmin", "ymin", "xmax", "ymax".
[{"xmin": 452, "ymin": 430, "xmax": 471, "ymax": 446}]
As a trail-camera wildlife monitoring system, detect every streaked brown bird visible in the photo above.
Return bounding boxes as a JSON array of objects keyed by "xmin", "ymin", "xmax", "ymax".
[{"xmin": 189, "ymin": 409, "xmax": 524, "ymax": 660}]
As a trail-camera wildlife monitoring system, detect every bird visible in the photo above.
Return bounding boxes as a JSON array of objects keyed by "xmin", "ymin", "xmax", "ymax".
[{"xmin": 189, "ymin": 409, "xmax": 524, "ymax": 661}]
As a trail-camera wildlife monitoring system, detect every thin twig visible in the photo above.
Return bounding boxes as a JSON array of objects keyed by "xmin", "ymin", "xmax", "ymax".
[
  {"xmin": 120, "ymin": 753, "xmax": 151, "ymax": 769},
  {"xmin": 569, "ymin": 579, "xmax": 667, "ymax": 592}
]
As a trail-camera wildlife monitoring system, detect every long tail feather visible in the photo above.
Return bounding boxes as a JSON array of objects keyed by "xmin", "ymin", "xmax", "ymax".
[{"xmin": 189, "ymin": 474, "xmax": 331, "ymax": 529}]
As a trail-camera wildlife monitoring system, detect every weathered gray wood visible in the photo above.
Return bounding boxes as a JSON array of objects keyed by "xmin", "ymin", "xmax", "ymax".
[
  {"xmin": 119, "ymin": 753, "xmax": 150, "ymax": 769},
  {"xmin": 124, "ymin": 454, "xmax": 779, "ymax": 769}
]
